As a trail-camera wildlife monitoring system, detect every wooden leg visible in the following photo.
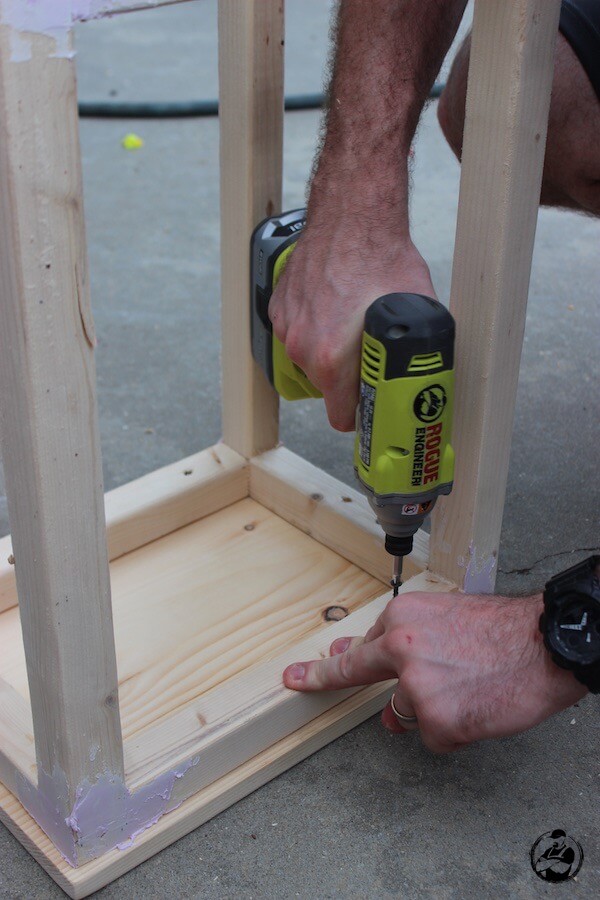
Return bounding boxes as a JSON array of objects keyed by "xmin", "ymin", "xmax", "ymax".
[
  {"xmin": 0, "ymin": 28, "xmax": 124, "ymax": 857},
  {"xmin": 218, "ymin": 0, "xmax": 284, "ymax": 458},
  {"xmin": 429, "ymin": 0, "xmax": 562, "ymax": 591}
]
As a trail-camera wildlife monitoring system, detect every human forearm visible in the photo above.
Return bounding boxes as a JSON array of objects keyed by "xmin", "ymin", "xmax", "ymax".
[
  {"xmin": 310, "ymin": 0, "xmax": 468, "ymax": 231},
  {"xmin": 268, "ymin": 0, "xmax": 468, "ymax": 430}
]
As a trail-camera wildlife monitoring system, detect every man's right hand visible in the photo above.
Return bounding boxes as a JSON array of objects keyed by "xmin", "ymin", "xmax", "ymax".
[
  {"xmin": 268, "ymin": 219, "xmax": 435, "ymax": 431},
  {"xmin": 266, "ymin": 0, "xmax": 467, "ymax": 431}
]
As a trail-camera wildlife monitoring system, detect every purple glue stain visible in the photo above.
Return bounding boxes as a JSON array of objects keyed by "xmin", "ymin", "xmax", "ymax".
[
  {"xmin": 463, "ymin": 542, "xmax": 497, "ymax": 594},
  {"xmin": 17, "ymin": 766, "xmax": 78, "ymax": 865},
  {"xmin": 16, "ymin": 755, "xmax": 201, "ymax": 864}
]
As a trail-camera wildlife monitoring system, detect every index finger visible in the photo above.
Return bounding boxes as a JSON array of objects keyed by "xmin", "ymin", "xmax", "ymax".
[{"xmin": 283, "ymin": 636, "xmax": 395, "ymax": 692}]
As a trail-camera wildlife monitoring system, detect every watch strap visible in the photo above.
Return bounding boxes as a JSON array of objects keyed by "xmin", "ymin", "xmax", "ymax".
[{"xmin": 572, "ymin": 664, "xmax": 600, "ymax": 693}]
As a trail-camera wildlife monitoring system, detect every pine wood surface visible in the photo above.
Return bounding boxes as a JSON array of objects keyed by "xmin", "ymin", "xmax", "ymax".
[
  {"xmin": 104, "ymin": 443, "xmax": 248, "ymax": 565},
  {"xmin": 429, "ymin": 0, "xmax": 561, "ymax": 588},
  {"xmin": 1, "ymin": 569, "xmax": 454, "ymax": 898},
  {"xmin": 0, "ymin": 0, "xmax": 560, "ymax": 890},
  {"xmin": 121, "ymin": 571, "xmax": 453, "ymax": 799},
  {"xmin": 0, "ymin": 498, "xmax": 385, "ymax": 741},
  {"xmin": 0, "ymin": 682, "xmax": 393, "ymax": 900},
  {"xmin": 0, "ymin": 27, "xmax": 124, "ymax": 794},
  {"xmin": 0, "ymin": 677, "xmax": 34, "ymax": 795},
  {"xmin": 251, "ymin": 447, "xmax": 429, "ymax": 584},
  {"xmin": 0, "ymin": 444, "xmax": 247, "ymax": 617},
  {"xmin": 0, "ymin": 536, "xmax": 15, "ymax": 616},
  {"xmin": 219, "ymin": 0, "xmax": 283, "ymax": 456}
]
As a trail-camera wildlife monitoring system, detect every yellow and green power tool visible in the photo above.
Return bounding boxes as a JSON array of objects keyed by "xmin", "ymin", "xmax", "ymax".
[{"xmin": 251, "ymin": 209, "xmax": 455, "ymax": 593}]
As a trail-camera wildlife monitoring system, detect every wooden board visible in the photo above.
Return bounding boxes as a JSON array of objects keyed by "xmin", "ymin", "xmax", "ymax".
[
  {"xmin": 251, "ymin": 447, "xmax": 429, "ymax": 584},
  {"xmin": 0, "ymin": 443, "xmax": 247, "ymax": 617},
  {"xmin": 0, "ymin": 495, "xmax": 453, "ymax": 885},
  {"xmin": 0, "ymin": 682, "xmax": 393, "ymax": 900},
  {"xmin": 218, "ymin": 0, "xmax": 283, "ymax": 457},
  {"xmin": 0, "ymin": 677, "xmax": 34, "ymax": 796},
  {"xmin": 0, "ymin": 498, "xmax": 386, "ymax": 741},
  {"xmin": 0, "ymin": 570, "xmax": 454, "ymax": 898},
  {"xmin": 429, "ymin": 0, "xmax": 561, "ymax": 590},
  {"xmin": 0, "ymin": 26, "xmax": 124, "ymax": 799}
]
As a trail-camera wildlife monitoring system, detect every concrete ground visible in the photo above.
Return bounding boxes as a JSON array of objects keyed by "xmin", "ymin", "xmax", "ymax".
[{"xmin": 0, "ymin": 1, "xmax": 598, "ymax": 897}]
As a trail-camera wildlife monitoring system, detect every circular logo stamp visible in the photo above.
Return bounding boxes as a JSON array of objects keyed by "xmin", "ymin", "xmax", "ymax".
[
  {"xmin": 530, "ymin": 830, "xmax": 583, "ymax": 882},
  {"xmin": 413, "ymin": 384, "xmax": 447, "ymax": 423}
]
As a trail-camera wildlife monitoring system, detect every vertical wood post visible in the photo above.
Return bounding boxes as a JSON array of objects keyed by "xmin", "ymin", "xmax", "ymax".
[
  {"xmin": 429, "ymin": 0, "xmax": 562, "ymax": 591},
  {"xmin": 218, "ymin": 0, "xmax": 284, "ymax": 458},
  {"xmin": 0, "ymin": 28, "xmax": 124, "ymax": 804}
]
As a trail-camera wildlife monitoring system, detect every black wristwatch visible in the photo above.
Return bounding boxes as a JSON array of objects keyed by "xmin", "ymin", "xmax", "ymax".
[{"xmin": 539, "ymin": 555, "xmax": 600, "ymax": 693}]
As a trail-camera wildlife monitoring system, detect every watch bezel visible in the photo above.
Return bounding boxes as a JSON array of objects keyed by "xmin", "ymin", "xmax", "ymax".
[{"xmin": 544, "ymin": 590, "xmax": 600, "ymax": 665}]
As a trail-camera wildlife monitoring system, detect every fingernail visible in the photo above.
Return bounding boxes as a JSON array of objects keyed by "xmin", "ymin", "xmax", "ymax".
[
  {"xmin": 286, "ymin": 664, "xmax": 305, "ymax": 681},
  {"xmin": 331, "ymin": 637, "xmax": 351, "ymax": 655}
]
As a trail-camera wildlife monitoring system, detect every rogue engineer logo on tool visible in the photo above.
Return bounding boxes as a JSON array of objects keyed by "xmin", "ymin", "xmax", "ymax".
[
  {"xmin": 411, "ymin": 385, "xmax": 447, "ymax": 487},
  {"xmin": 413, "ymin": 384, "xmax": 447, "ymax": 424}
]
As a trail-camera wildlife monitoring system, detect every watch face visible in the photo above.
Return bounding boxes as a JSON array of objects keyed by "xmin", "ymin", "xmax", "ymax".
[{"xmin": 548, "ymin": 593, "xmax": 600, "ymax": 665}]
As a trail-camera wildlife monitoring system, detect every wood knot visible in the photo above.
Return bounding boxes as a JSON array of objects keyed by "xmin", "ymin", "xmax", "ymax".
[
  {"xmin": 323, "ymin": 605, "xmax": 348, "ymax": 622},
  {"xmin": 311, "ymin": 493, "xmax": 324, "ymax": 502}
]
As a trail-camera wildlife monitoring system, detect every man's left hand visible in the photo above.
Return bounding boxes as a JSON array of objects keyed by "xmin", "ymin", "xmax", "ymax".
[{"xmin": 283, "ymin": 591, "xmax": 586, "ymax": 753}]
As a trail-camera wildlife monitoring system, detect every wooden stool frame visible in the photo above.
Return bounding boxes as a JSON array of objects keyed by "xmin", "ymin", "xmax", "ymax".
[{"xmin": 0, "ymin": 1, "xmax": 561, "ymax": 896}]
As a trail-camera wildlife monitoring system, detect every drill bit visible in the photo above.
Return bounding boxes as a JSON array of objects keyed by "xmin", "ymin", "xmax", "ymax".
[{"xmin": 391, "ymin": 555, "xmax": 403, "ymax": 597}]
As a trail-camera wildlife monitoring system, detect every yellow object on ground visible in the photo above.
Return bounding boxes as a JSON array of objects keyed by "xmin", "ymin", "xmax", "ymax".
[{"xmin": 121, "ymin": 133, "xmax": 144, "ymax": 150}]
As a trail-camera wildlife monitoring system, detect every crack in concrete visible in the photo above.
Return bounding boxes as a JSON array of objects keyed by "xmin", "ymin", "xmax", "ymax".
[{"xmin": 500, "ymin": 547, "xmax": 598, "ymax": 576}]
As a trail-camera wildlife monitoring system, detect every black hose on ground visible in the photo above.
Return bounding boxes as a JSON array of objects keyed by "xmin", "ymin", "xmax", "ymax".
[{"xmin": 78, "ymin": 83, "xmax": 444, "ymax": 118}]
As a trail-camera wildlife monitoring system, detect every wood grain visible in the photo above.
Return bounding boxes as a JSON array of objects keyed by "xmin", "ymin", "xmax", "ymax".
[
  {"xmin": 0, "ymin": 499, "xmax": 386, "ymax": 739},
  {"xmin": 0, "ymin": 508, "xmax": 451, "ymax": 895},
  {"xmin": 0, "ymin": 444, "xmax": 248, "ymax": 616},
  {"xmin": 250, "ymin": 447, "xmax": 429, "ymax": 583},
  {"xmin": 1, "ymin": 569, "xmax": 455, "ymax": 898},
  {"xmin": 0, "ymin": 682, "xmax": 394, "ymax": 900},
  {"xmin": 0, "ymin": 28, "xmax": 124, "ymax": 796},
  {"xmin": 0, "ymin": 677, "xmax": 35, "ymax": 796},
  {"xmin": 429, "ymin": 0, "xmax": 561, "ymax": 590},
  {"xmin": 218, "ymin": 0, "xmax": 283, "ymax": 457},
  {"xmin": 124, "ymin": 571, "xmax": 452, "ymax": 794},
  {"xmin": 105, "ymin": 443, "xmax": 248, "ymax": 563}
]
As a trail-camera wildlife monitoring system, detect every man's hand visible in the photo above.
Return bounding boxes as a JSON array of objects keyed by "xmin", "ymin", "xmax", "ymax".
[
  {"xmin": 283, "ymin": 592, "xmax": 587, "ymax": 753},
  {"xmin": 269, "ymin": 225, "xmax": 434, "ymax": 431},
  {"xmin": 266, "ymin": 0, "xmax": 466, "ymax": 430}
]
